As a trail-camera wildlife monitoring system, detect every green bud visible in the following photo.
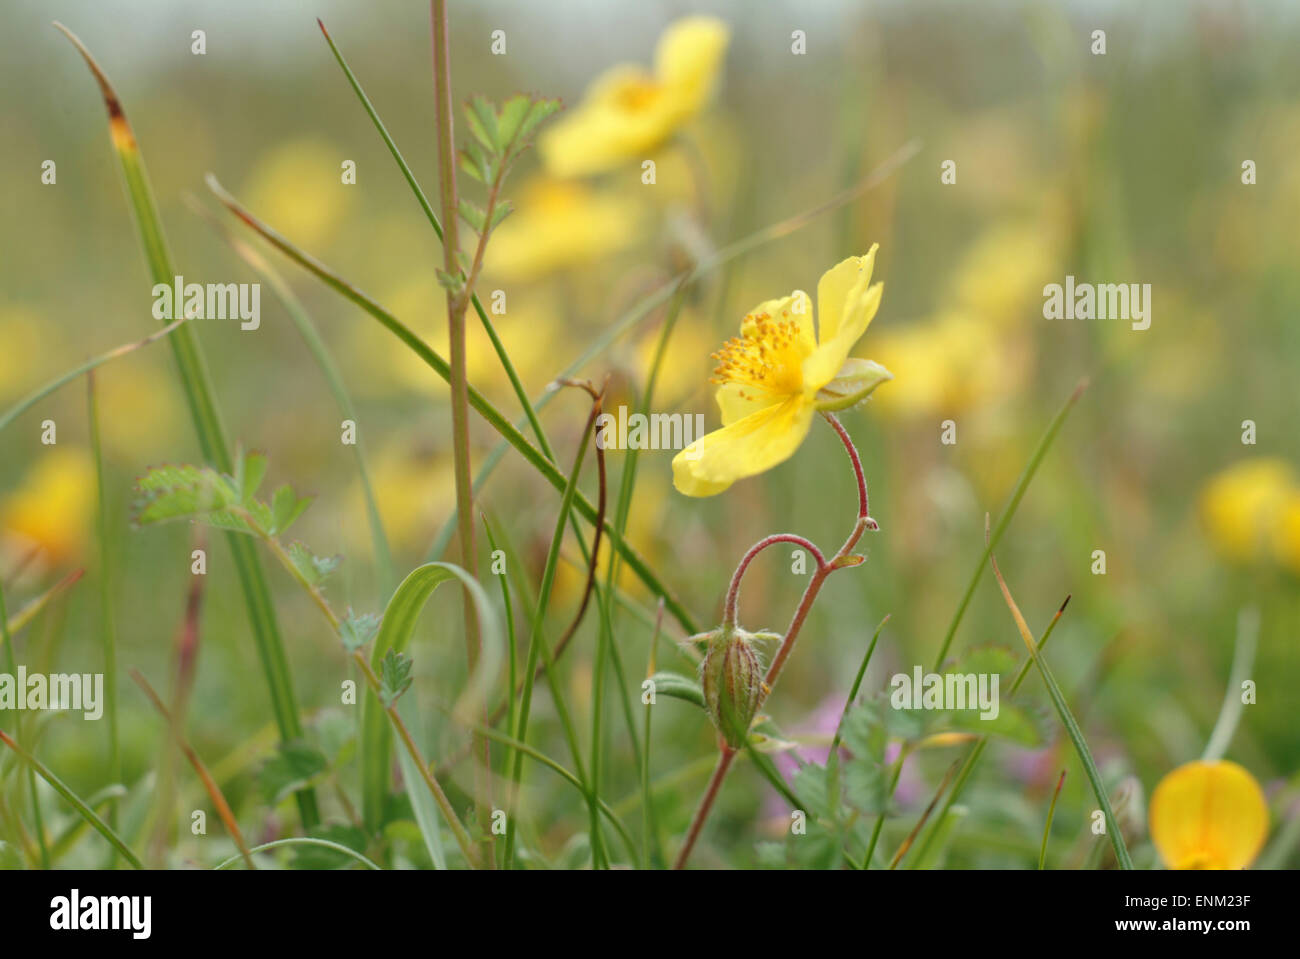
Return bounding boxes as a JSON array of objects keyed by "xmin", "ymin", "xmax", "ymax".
[
  {"xmin": 814, "ymin": 357, "xmax": 893, "ymax": 412},
  {"xmin": 699, "ymin": 627, "xmax": 765, "ymax": 749}
]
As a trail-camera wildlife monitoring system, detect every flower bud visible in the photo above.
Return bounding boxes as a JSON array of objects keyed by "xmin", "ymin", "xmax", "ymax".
[{"xmin": 699, "ymin": 627, "xmax": 764, "ymax": 749}]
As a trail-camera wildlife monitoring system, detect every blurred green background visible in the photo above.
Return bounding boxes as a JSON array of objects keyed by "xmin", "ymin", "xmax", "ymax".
[{"xmin": 1, "ymin": 0, "xmax": 1297, "ymax": 868}]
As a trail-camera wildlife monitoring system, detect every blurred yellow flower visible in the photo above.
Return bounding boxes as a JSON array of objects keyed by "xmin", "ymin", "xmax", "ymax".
[
  {"xmin": 1198, "ymin": 458, "xmax": 1296, "ymax": 565},
  {"xmin": 1275, "ymin": 491, "xmax": 1300, "ymax": 576},
  {"xmin": 540, "ymin": 16, "xmax": 730, "ymax": 178},
  {"xmin": 946, "ymin": 221, "xmax": 1060, "ymax": 330},
  {"xmin": 672, "ymin": 248, "xmax": 891, "ymax": 497},
  {"xmin": 1, "ymin": 448, "xmax": 95, "ymax": 563},
  {"xmin": 486, "ymin": 177, "xmax": 641, "ymax": 282},
  {"xmin": 243, "ymin": 139, "xmax": 351, "ymax": 248},
  {"xmin": 1149, "ymin": 760, "xmax": 1268, "ymax": 870},
  {"xmin": 870, "ymin": 310, "xmax": 1026, "ymax": 418},
  {"xmin": 361, "ymin": 440, "xmax": 456, "ymax": 555}
]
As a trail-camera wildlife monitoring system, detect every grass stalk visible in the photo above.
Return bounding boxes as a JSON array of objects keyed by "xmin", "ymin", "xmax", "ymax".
[{"xmin": 54, "ymin": 21, "xmax": 318, "ymax": 827}]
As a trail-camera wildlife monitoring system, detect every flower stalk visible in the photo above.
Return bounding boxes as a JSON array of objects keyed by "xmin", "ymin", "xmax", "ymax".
[{"xmin": 674, "ymin": 411, "xmax": 875, "ymax": 868}]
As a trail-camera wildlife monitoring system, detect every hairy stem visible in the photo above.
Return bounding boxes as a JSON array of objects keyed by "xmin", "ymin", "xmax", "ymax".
[
  {"xmin": 675, "ymin": 412, "xmax": 875, "ymax": 868},
  {"xmin": 430, "ymin": 0, "xmax": 490, "ymax": 854}
]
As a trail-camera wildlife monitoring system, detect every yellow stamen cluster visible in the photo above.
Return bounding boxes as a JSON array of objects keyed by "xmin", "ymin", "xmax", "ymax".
[{"xmin": 710, "ymin": 312, "xmax": 805, "ymax": 401}]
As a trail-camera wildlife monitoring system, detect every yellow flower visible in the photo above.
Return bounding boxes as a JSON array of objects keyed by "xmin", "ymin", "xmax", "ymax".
[
  {"xmin": 486, "ymin": 177, "xmax": 641, "ymax": 282},
  {"xmin": 540, "ymin": 16, "xmax": 730, "ymax": 178},
  {"xmin": 672, "ymin": 248, "xmax": 891, "ymax": 497},
  {"xmin": 243, "ymin": 139, "xmax": 351, "ymax": 248},
  {"xmin": 1275, "ymin": 491, "xmax": 1300, "ymax": 576},
  {"xmin": 1149, "ymin": 760, "xmax": 1269, "ymax": 869},
  {"xmin": 1198, "ymin": 458, "xmax": 1296, "ymax": 565},
  {"xmin": 1, "ymin": 449, "xmax": 96, "ymax": 563}
]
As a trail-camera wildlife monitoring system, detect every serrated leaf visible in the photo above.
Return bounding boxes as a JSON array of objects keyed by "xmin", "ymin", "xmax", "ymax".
[
  {"xmin": 134, "ymin": 463, "xmax": 240, "ymax": 526},
  {"xmin": 465, "ymin": 95, "xmax": 499, "ymax": 152},
  {"xmin": 791, "ymin": 763, "xmax": 833, "ymax": 820},
  {"xmin": 843, "ymin": 759, "xmax": 889, "ymax": 815},
  {"xmin": 938, "ymin": 701, "xmax": 1045, "ymax": 747},
  {"xmin": 379, "ymin": 648, "xmax": 413, "ymax": 707},
  {"xmin": 496, "ymin": 94, "xmax": 533, "ymax": 148},
  {"xmin": 943, "ymin": 643, "xmax": 1018, "ymax": 680},
  {"xmin": 458, "ymin": 149, "xmax": 485, "ymax": 183},
  {"xmin": 646, "ymin": 670, "xmax": 704, "ymax": 708},
  {"xmin": 240, "ymin": 450, "xmax": 269, "ymax": 504},
  {"xmin": 270, "ymin": 484, "xmax": 312, "ymax": 536},
  {"xmin": 488, "ymin": 200, "xmax": 513, "ymax": 232},
  {"xmin": 435, "ymin": 268, "xmax": 464, "ymax": 294},
  {"xmin": 457, "ymin": 198, "xmax": 486, "ymax": 234},
  {"xmin": 339, "ymin": 609, "xmax": 380, "ymax": 652},
  {"xmin": 259, "ymin": 741, "xmax": 329, "ymax": 805},
  {"xmin": 516, "ymin": 97, "xmax": 561, "ymax": 144},
  {"xmin": 288, "ymin": 542, "xmax": 340, "ymax": 588}
]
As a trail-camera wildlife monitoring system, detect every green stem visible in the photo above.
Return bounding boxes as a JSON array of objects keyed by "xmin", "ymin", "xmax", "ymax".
[{"xmin": 87, "ymin": 373, "xmax": 121, "ymax": 862}]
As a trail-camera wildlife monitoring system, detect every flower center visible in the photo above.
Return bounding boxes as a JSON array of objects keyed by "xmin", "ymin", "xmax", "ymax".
[
  {"xmin": 614, "ymin": 78, "xmax": 662, "ymax": 113},
  {"xmin": 710, "ymin": 312, "xmax": 806, "ymax": 400}
]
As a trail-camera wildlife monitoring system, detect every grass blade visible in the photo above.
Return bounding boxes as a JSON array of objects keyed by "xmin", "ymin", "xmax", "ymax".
[
  {"xmin": 0, "ymin": 729, "xmax": 144, "ymax": 869},
  {"xmin": 1039, "ymin": 770, "xmax": 1067, "ymax": 869},
  {"xmin": 188, "ymin": 197, "xmax": 396, "ymax": 595},
  {"xmin": 205, "ymin": 173, "xmax": 698, "ymax": 635},
  {"xmin": 988, "ymin": 539, "xmax": 1133, "ymax": 870},
  {"xmin": 87, "ymin": 372, "xmax": 121, "ymax": 861},
  {"xmin": 0, "ymin": 317, "xmax": 190, "ymax": 436},
  {"xmin": 130, "ymin": 669, "xmax": 254, "ymax": 869},
  {"xmin": 931, "ymin": 379, "xmax": 1087, "ymax": 670},
  {"xmin": 213, "ymin": 837, "xmax": 381, "ymax": 871},
  {"xmin": 53, "ymin": 21, "xmax": 318, "ymax": 828},
  {"xmin": 503, "ymin": 397, "xmax": 602, "ymax": 868},
  {"xmin": 358, "ymin": 563, "xmax": 502, "ymax": 838},
  {"xmin": 316, "ymin": 17, "xmax": 555, "ymax": 464}
]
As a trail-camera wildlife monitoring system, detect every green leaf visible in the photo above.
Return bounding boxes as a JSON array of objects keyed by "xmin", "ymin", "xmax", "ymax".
[
  {"xmin": 270, "ymin": 484, "xmax": 312, "ymax": 535},
  {"xmin": 458, "ymin": 148, "xmax": 485, "ymax": 184},
  {"xmin": 259, "ymin": 741, "xmax": 329, "ymax": 806},
  {"xmin": 134, "ymin": 463, "xmax": 240, "ymax": 526},
  {"xmin": 496, "ymin": 95, "xmax": 533, "ymax": 147},
  {"xmin": 435, "ymin": 268, "xmax": 464, "ymax": 294},
  {"xmin": 936, "ymin": 702, "xmax": 1045, "ymax": 747},
  {"xmin": 457, "ymin": 198, "xmax": 486, "ymax": 234},
  {"xmin": 489, "ymin": 200, "xmax": 513, "ymax": 232},
  {"xmin": 288, "ymin": 542, "xmax": 340, "ymax": 588},
  {"xmin": 516, "ymin": 97, "xmax": 561, "ymax": 144},
  {"xmin": 379, "ymin": 649, "xmax": 413, "ymax": 707},
  {"xmin": 339, "ymin": 609, "xmax": 380, "ymax": 652},
  {"xmin": 465, "ymin": 95, "xmax": 499, "ymax": 152},
  {"xmin": 647, "ymin": 671, "xmax": 704, "ymax": 708},
  {"xmin": 239, "ymin": 450, "xmax": 269, "ymax": 504},
  {"xmin": 360, "ymin": 563, "xmax": 501, "ymax": 833}
]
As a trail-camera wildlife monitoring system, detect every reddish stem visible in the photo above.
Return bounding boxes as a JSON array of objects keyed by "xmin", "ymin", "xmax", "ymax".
[
  {"xmin": 722, "ymin": 534, "xmax": 826, "ymax": 628},
  {"xmin": 675, "ymin": 412, "xmax": 876, "ymax": 868}
]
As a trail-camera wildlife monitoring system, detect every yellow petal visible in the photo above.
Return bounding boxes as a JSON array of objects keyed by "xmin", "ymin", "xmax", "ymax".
[
  {"xmin": 672, "ymin": 396, "xmax": 814, "ymax": 497},
  {"xmin": 802, "ymin": 282, "xmax": 883, "ymax": 391},
  {"xmin": 1149, "ymin": 760, "xmax": 1269, "ymax": 870},
  {"xmin": 816, "ymin": 246, "xmax": 878, "ymax": 343},
  {"xmin": 539, "ymin": 66, "xmax": 669, "ymax": 178},
  {"xmin": 716, "ymin": 382, "xmax": 779, "ymax": 427},
  {"xmin": 653, "ymin": 16, "xmax": 730, "ymax": 114}
]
